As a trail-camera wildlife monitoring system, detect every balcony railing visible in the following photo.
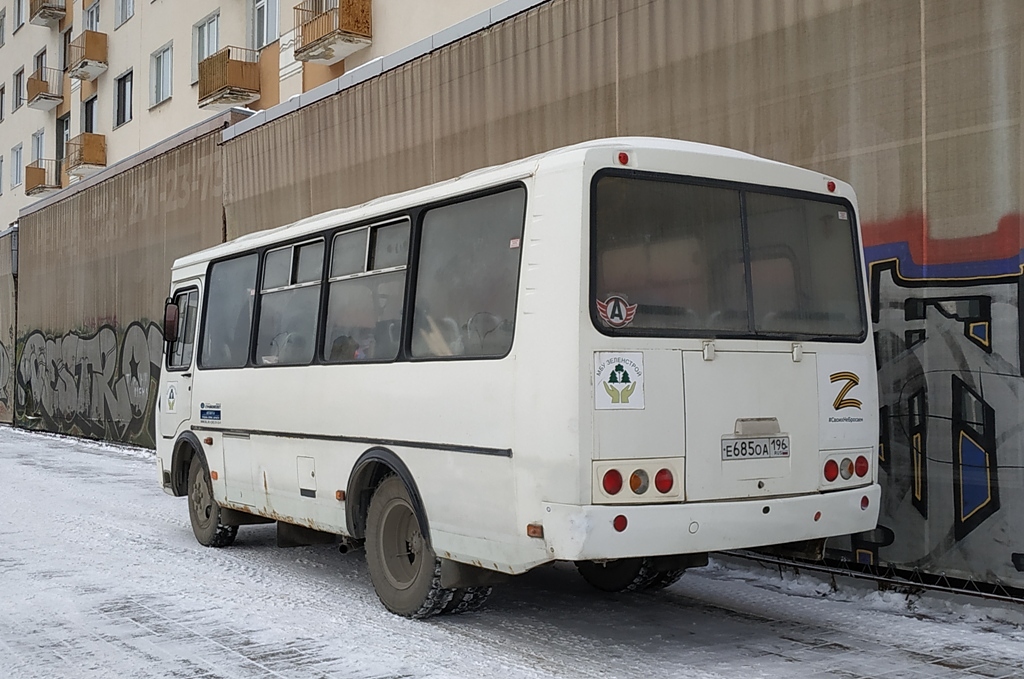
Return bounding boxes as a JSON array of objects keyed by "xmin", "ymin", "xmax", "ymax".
[
  {"xmin": 29, "ymin": 0, "xmax": 66, "ymax": 27},
  {"xmin": 27, "ymin": 67, "xmax": 65, "ymax": 111},
  {"xmin": 198, "ymin": 46, "xmax": 261, "ymax": 110},
  {"xmin": 65, "ymin": 133, "xmax": 106, "ymax": 177},
  {"xmin": 25, "ymin": 159, "xmax": 62, "ymax": 196},
  {"xmin": 294, "ymin": 0, "xmax": 372, "ymax": 65},
  {"xmin": 67, "ymin": 31, "xmax": 109, "ymax": 81}
]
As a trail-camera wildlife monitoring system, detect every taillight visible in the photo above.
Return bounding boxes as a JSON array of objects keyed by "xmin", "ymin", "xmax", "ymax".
[
  {"xmin": 654, "ymin": 468, "xmax": 674, "ymax": 493},
  {"xmin": 602, "ymin": 469, "xmax": 623, "ymax": 495},
  {"xmin": 613, "ymin": 514, "xmax": 628, "ymax": 532},
  {"xmin": 629, "ymin": 469, "xmax": 649, "ymax": 494},
  {"xmin": 861, "ymin": 495, "xmax": 870, "ymax": 510},
  {"xmin": 823, "ymin": 459, "xmax": 839, "ymax": 482},
  {"xmin": 855, "ymin": 455, "xmax": 869, "ymax": 478},
  {"xmin": 840, "ymin": 457, "xmax": 854, "ymax": 480}
]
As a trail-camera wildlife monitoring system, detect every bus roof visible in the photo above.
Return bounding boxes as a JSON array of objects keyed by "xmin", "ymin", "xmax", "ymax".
[{"xmin": 172, "ymin": 136, "xmax": 837, "ymax": 270}]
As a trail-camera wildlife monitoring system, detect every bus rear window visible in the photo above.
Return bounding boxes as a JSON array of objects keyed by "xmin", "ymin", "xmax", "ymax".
[{"xmin": 592, "ymin": 174, "xmax": 865, "ymax": 340}]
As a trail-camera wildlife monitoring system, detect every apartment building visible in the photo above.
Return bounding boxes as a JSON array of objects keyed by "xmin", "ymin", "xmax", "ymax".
[{"xmin": 0, "ymin": 0, "xmax": 500, "ymax": 230}]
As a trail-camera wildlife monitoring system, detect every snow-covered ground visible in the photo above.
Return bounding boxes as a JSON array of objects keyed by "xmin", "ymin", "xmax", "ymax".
[{"xmin": 1, "ymin": 426, "xmax": 1022, "ymax": 679}]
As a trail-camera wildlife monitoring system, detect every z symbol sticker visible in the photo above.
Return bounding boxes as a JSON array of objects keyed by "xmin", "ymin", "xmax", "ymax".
[
  {"xmin": 597, "ymin": 296, "xmax": 638, "ymax": 328},
  {"xmin": 830, "ymin": 371, "xmax": 862, "ymax": 410}
]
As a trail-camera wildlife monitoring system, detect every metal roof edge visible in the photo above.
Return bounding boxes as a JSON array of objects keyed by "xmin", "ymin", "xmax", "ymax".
[{"xmin": 19, "ymin": 108, "xmax": 252, "ymax": 219}]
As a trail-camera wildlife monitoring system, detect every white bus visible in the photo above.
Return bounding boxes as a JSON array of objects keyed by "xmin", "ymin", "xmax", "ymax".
[{"xmin": 157, "ymin": 137, "xmax": 880, "ymax": 617}]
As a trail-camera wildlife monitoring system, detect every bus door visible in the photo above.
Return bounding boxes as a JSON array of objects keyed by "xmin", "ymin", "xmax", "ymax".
[
  {"xmin": 682, "ymin": 345, "xmax": 821, "ymax": 502},
  {"xmin": 160, "ymin": 283, "xmax": 201, "ymax": 440}
]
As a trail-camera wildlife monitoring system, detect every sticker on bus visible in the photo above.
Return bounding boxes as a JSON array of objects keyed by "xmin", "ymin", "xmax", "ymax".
[
  {"xmin": 200, "ymin": 403, "xmax": 222, "ymax": 423},
  {"xmin": 594, "ymin": 352, "xmax": 645, "ymax": 410}
]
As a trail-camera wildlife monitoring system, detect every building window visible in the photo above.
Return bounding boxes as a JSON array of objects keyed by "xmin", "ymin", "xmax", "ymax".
[
  {"xmin": 0, "ymin": 10, "xmax": 6, "ymax": 47},
  {"xmin": 30, "ymin": 129, "xmax": 43, "ymax": 162},
  {"xmin": 83, "ymin": 96, "xmax": 97, "ymax": 133},
  {"xmin": 253, "ymin": 0, "xmax": 278, "ymax": 49},
  {"xmin": 33, "ymin": 49, "xmax": 46, "ymax": 75},
  {"xmin": 84, "ymin": 1, "xmax": 100, "ymax": 32},
  {"xmin": 151, "ymin": 43, "xmax": 172, "ymax": 106},
  {"xmin": 0, "ymin": 156, "xmax": 4, "ymax": 195},
  {"xmin": 12, "ymin": 68, "xmax": 23, "ymax": 110},
  {"xmin": 115, "ymin": 70, "xmax": 132, "ymax": 127},
  {"xmin": 62, "ymin": 28, "xmax": 73, "ymax": 70},
  {"xmin": 56, "ymin": 114, "xmax": 70, "ymax": 161},
  {"xmin": 193, "ymin": 12, "xmax": 219, "ymax": 81},
  {"xmin": 11, "ymin": 144, "xmax": 22, "ymax": 187},
  {"xmin": 0, "ymin": 85, "xmax": 5, "ymax": 122},
  {"xmin": 13, "ymin": 0, "xmax": 24, "ymax": 30},
  {"xmin": 115, "ymin": 0, "xmax": 134, "ymax": 27}
]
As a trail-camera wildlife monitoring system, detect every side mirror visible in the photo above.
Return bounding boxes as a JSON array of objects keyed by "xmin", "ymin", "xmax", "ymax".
[{"xmin": 163, "ymin": 298, "xmax": 179, "ymax": 343}]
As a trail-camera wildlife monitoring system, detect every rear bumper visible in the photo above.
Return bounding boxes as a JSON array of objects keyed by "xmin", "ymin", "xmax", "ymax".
[{"xmin": 541, "ymin": 484, "xmax": 880, "ymax": 561}]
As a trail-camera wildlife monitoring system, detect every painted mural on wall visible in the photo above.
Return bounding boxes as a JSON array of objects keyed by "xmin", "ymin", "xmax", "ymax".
[
  {"xmin": 15, "ymin": 322, "xmax": 164, "ymax": 448},
  {"xmin": 0, "ymin": 339, "xmax": 11, "ymax": 422},
  {"xmin": 830, "ymin": 213, "xmax": 1024, "ymax": 590}
]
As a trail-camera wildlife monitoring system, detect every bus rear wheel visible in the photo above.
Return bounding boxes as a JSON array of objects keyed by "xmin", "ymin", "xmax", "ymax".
[
  {"xmin": 187, "ymin": 455, "xmax": 238, "ymax": 547},
  {"xmin": 365, "ymin": 476, "xmax": 453, "ymax": 618},
  {"xmin": 576, "ymin": 558, "xmax": 656, "ymax": 592}
]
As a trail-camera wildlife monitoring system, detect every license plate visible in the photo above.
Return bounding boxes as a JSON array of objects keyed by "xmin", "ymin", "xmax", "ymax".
[{"xmin": 721, "ymin": 436, "xmax": 790, "ymax": 460}]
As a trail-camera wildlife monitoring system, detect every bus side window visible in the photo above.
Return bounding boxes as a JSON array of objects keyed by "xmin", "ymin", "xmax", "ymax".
[
  {"xmin": 167, "ymin": 289, "xmax": 199, "ymax": 369},
  {"xmin": 255, "ymin": 240, "xmax": 323, "ymax": 366},
  {"xmin": 200, "ymin": 254, "xmax": 259, "ymax": 369},
  {"xmin": 411, "ymin": 187, "xmax": 526, "ymax": 359},
  {"xmin": 323, "ymin": 221, "xmax": 409, "ymax": 363}
]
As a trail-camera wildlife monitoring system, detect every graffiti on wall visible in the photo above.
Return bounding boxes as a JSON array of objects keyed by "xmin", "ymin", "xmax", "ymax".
[
  {"xmin": 15, "ymin": 322, "xmax": 164, "ymax": 447},
  {"xmin": 0, "ymin": 340, "xmax": 10, "ymax": 413},
  {"xmin": 834, "ymin": 213, "xmax": 1024, "ymax": 589}
]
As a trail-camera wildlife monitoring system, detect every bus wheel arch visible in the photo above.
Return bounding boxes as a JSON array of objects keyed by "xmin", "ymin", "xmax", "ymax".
[
  {"xmin": 170, "ymin": 432, "xmax": 208, "ymax": 497},
  {"xmin": 346, "ymin": 448, "xmax": 430, "ymax": 547}
]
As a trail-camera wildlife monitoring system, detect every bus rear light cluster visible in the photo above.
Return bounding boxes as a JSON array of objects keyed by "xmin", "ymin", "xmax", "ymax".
[
  {"xmin": 596, "ymin": 460, "xmax": 680, "ymax": 503},
  {"xmin": 821, "ymin": 452, "xmax": 872, "ymax": 487}
]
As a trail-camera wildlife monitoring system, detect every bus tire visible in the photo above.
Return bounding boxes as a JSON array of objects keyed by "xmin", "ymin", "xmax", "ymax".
[
  {"xmin": 643, "ymin": 569, "xmax": 685, "ymax": 591},
  {"xmin": 442, "ymin": 586, "xmax": 494, "ymax": 615},
  {"xmin": 365, "ymin": 476, "xmax": 453, "ymax": 618},
  {"xmin": 576, "ymin": 558, "xmax": 657, "ymax": 593},
  {"xmin": 187, "ymin": 455, "xmax": 238, "ymax": 548}
]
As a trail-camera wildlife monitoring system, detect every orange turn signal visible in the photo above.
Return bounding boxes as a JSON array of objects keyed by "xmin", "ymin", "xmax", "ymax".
[
  {"xmin": 526, "ymin": 523, "xmax": 544, "ymax": 538},
  {"xmin": 335, "ymin": 490, "xmax": 346, "ymax": 501},
  {"xmin": 210, "ymin": 470, "xmax": 218, "ymax": 481}
]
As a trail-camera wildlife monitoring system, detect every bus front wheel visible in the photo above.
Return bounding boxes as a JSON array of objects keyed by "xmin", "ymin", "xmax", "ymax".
[
  {"xmin": 365, "ymin": 476, "xmax": 453, "ymax": 618},
  {"xmin": 187, "ymin": 455, "xmax": 238, "ymax": 548}
]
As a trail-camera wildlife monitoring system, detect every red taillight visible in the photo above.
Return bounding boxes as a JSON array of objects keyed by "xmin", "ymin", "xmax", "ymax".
[
  {"xmin": 655, "ymin": 468, "xmax": 674, "ymax": 493},
  {"xmin": 602, "ymin": 469, "xmax": 623, "ymax": 495},
  {"xmin": 618, "ymin": 151, "xmax": 630, "ymax": 165},
  {"xmin": 823, "ymin": 459, "xmax": 839, "ymax": 482},
  {"xmin": 855, "ymin": 455, "xmax": 869, "ymax": 478},
  {"xmin": 861, "ymin": 495, "xmax": 870, "ymax": 510},
  {"xmin": 613, "ymin": 514, "xmax": 628, "ymax": 532},
  {"xmin": 827, "ymin": 180, "xmax": 836, "ymax": 192}
]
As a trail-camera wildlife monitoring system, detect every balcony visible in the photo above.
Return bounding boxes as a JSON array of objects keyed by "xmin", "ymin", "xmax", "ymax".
[
  {"xmin": 25, "ymin": 159, "xmax": 62, "ymax": 196},
  {"xmin": 27, "ymin": 67, "xmax": 65, "ymax": 111},
  {"xmin": 29, "ymin": 0, "xmax": 66, "ymax": 27},
  {"xmin": 294, "ymin": 0, "xmax": 371, "ymax": 65},
  {"xmin": 67, "ymin": 31, "xmax": 108, "ymax": 81},
  {"xmin": 65, "ymin": 133, "xmax": 106, "ymax": 178},
  {"xmin": 198, "ymin": 47, "xmax": 261, "ymax": 110}
]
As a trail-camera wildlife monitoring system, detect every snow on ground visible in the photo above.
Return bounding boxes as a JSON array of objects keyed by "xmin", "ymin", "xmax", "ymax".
[{"xmin": 0, "ymin": 426, "xmax": 1022, "ymax": 679}]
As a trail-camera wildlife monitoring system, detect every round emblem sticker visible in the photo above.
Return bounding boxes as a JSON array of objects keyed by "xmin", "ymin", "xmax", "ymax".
[{"xmin": 597, "ymin": 296, "xmax": 638, "ymax": 328}]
